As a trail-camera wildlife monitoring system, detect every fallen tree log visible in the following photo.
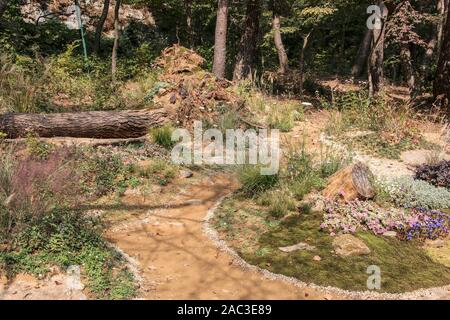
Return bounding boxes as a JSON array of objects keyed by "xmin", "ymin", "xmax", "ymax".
[
  {"xmin": 322, "ymin": 162, "xmax": 376, "ymax": 202},
  {"xmin": 0, "ymin": 109, "xmax": 168, "ymax": 139}
]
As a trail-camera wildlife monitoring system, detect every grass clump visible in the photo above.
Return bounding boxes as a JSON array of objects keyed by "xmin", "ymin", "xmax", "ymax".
[
  {"xmin": 237, "ymin": 165, "xmax": 279, "ymax": 196},
  {"xmin": 257, "ymin": 189, "xmax": 297, "ymax": 218},
  {"xmin": 325, "ymin": 92, "xmax": 433, "ymax": 159},
  {"xmin": 150, "ymin": 125, "xmax": 176, "ymax": 149},
  {"xmin": 138, "ymin": 158, "xmax": 179, "ymax": 186}
]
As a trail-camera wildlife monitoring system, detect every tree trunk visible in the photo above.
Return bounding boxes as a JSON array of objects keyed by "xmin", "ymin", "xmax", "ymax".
[
  {"xmin": 400, "ymin": 43, "xmax": 415, "ymax": 97},
  {"xmin": 93, "ymin": 0, "xmax": 111, "ymax": 54},
  {"xmin": 111, "ymin": 0, "xmax": 121, "ymax": 82},
  {"xmin": 0, "ymin": 109, "xmax": 168, "ymax": 139},
  {"xmin": 351, "ymin": 29, "xmax": 372, "ymax": 78},
  {"xmin": 299, "ymin": 31, "xmax": 312, "ymax": 97},
  {"xmin": 418, "ymin": 0, "xmax": 447, "ymax": 94},
  {"xmin": 0, "ymin": 0, "xmax": 8, "ymax": 19},
  {"xmin": 437, "ymin": 0, "xmax": 449, "ymax": 54},
  {"xmin": 273, "ymin": 13, "xmax": 288, "ymax": 74},
  {"xmin": 434, "ymin": 2, "xmax": 450, "ymax": 108},
  {"xmin": 323, "ymin": 162, "xmax": 376, "ymax": 202},
  {"xmin": 232, "ymin": 0, "xmax": 262, "ymax": 81},
  {"xmin": 185, "ymin": 0, "xmax": 194, "ymax": 48},
  {"xmin": 212, "ymin": 0, "xmax": 228, "ymax": 79},
  {"xmin": 368, "ymin": 1, "xmax": 388, "ymax": 97}
]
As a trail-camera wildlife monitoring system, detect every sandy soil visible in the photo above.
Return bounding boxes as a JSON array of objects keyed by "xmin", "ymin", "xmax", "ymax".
[{"xmin": 106, "ymin": 173, "xmax": 341, "ymax": 300}]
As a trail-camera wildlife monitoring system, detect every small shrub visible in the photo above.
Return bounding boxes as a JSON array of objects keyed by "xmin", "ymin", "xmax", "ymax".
[
  {"xmin": 79, "ymin": 148, "xmax": 139, "ymax": 197},
  {"xmin": 138, "ymin": 158, "xmax": 178, "ymax": 186},
  {"xmin": 379, "ymin": 176, "xmax": 450, "ymax": 209},
  {"xmin": 258, "ymin": 189, "xmax": 297, "ymax": 218},
  {"xmin": 150, "ymin": 125, "xmax": 176, "ymax": 149},
  {"xmin": 415, "ymin": 160, "xmax": 450, "ymax": 189},
  {"xmin": 238, "ymin": 165, "xmax": 279, "ymax": 196},
  {"xmin": 267, "ymin": 111, "xmax": 294, "ymax": 132},
  {"xmin": 25, "ymin": 133, "xmax": 54, "ymax": 160}
]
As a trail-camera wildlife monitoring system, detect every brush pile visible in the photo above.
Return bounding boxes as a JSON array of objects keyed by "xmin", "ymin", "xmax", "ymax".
[{"xmin": 151, "ymin": 45, "xmax": 246, "ymax": 128}]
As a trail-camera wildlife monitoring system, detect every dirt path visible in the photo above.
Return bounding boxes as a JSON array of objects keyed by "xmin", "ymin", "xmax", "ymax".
[{"xmin": 107, "ymin": 173, "xmax": 342, "ymax": 300}]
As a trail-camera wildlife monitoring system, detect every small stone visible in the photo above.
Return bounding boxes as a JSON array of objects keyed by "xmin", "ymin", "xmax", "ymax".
[
  {"xmin": 279, "ymin": 242, "xmax": 316, "ymax": 253},
  {"xmin": 332, "ymin": 234, "xmax": 371, "ymax": 257},
  {"xmin": 313, "ymin": 255, "xmax": 322, "ymax": 261},
  {"xmin": 383, "ymin": 231, "xmax": 397, "ymax": 238},
  {"xmin": 179, "ymin": 170, "xmax": 193, "ymax": 179}
]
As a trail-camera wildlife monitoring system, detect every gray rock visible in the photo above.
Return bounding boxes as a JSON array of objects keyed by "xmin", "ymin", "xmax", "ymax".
[
  {"xmin": 332, "ymin": 234, "xmax": 371, "ymax": 257},
  {"xmin": 279, "ymin": 242, "xmax": 316, "ymax": 253}
]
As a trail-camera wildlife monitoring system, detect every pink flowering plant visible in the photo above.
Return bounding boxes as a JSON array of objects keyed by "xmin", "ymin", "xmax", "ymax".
[{"xmin": 321, "ymin": 200, "xmax": 450, "ymax": 241}]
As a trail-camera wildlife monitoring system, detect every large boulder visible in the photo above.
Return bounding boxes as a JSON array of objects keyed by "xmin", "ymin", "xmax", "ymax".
[{"xmin": 332, "ymin": 234, "xmax": 371, "ymax": 257}]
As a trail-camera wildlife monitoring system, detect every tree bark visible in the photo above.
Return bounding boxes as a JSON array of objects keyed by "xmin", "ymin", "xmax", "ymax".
[
  {"xmin": 299, "ymin": 31, "xmax": 312, "ymax": 97},
  {"xmin": 212, "ymin": 0, "xmax": 228, "ymax": 79},
  {"xmin": 93, "ymin": 0, "xmax": 111, "ymax": 54},
  {"xmin": 323, "ymin": 162, "xmax": 376, "ymax": 202},
  {"xmin": 0, "ymin": 0, "xmax": 9, "ymax": 19},
  {"xmin": 351, "ymin": 29, "xmax": 372, "ymax": 78},
  {"xmin": 368, "ymin": 1, "xmax": 388, "ymax": 97},
  {"xmin": 111, "ymin": 0, "xmax": 121, "ymax": 82},
  {"xmin": 233, "ymin": 0, "xmax": 262, "ymax": 81},
  {"xmin": 400, "ymin": 43, "xmax": 415, "ymax": 96},
  {"xmin": 434, "ymin": 2, "xmax": 450, "ymax": 108},
  {"xmin": 437, "ymin": 0, "xmax": 449, "ymax": 54},
  {"xmin": 418, "ymin": 0, "xmax": 447, "ymax": 94},
  {"xmin": 273, "ymin": 13, "xmax": 288, "ymax": 74},
  {"xmin": 184, "ymin": 0, "xmax": 194, "ymax": 48},
  {"xmin": 0, "ymin": 109, "xmax": 168, "ymax": 139}
]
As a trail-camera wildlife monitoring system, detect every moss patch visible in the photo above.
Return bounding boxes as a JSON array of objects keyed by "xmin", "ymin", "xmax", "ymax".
[{"xmin": 214, "ymin": 196, "xmax": 450, "ymax": 293}]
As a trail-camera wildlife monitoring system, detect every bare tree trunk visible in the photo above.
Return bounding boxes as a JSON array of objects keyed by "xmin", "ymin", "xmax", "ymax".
[
  {"xmin": 184, "ymin": 0, "xmax": 194, "ymax": 48},
  {"xmin": 299, "ymin": 31, "xmax": 312, "ymax": 97},
  {"xmin": 434, "ymin": 2, "xmax": 450, "ymax": 108},
  {"xmin": 437, "ymin": 0, "xmax": 449, "ymax": 54},
  {"xmin": 273, "ymin": 13, "xmax": 288, "ymax": 74},
  {"xmin": 400, "ymin": 43, "xmax": 415, "ymax": 97},
  {"xmin": 233, "ymin": 0, "xmax": 262, "ymax": 81},
  {"xmin": 418, "ymin": 0, "xmax": 447, "ymax": 93},
  {"xmin": 212, "ymin": 0, "xmax": 228, "ymax": 79},
  {"xmin": 111, "ymin": 0, "xmax": 121, "ymax": 82},
  {"xmin": 0, "ymin": 0, "xmax": 9, "ymax": 19},
  {"xmin": 93, "ymin": 0, "xmax": 111, "ymax": 54},
  {"xmin": 0, "ymin": 109, "xmax": 168, "ymax": 139},
  {"xmin": 368, "ymin": 2, "xmax": 388, "ymax": 97},
  {"xmin": 351, "ymin": 29, "xmax": 372, "ymax": 78}
]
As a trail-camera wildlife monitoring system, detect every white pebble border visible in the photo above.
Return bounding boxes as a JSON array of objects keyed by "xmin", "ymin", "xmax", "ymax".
[{"xmin": 203, "ymin": 194, "xmax": 450, "ymax": 300}]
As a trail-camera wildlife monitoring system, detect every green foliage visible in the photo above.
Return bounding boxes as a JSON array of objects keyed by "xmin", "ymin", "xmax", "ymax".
[
  {"xmin": 257, "ymin": 189, "xmax": 297, "ymax": 218},
  {"xmin": 25, "ymin": 133, "xmax": 54, "ymax": 160},
  {"xmin": 138, "ymin": 158, "xmax": 179, "ymax": 186},
  {"xmin": 0, "ymin": 206, "xmax": 136, "ymax": 299},
  {"xmin": 150, "ymin": 125, "xmax": 176, "ymax": 149},
  {"xmin": 379, "ymin": 176, "xmax": 450, "ymax": 210}
]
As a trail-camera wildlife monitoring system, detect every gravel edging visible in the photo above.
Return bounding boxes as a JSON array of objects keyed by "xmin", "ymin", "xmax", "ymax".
[{"xmin": 203, "ymin": 194, "xmax": 450, "ymax": 300}]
